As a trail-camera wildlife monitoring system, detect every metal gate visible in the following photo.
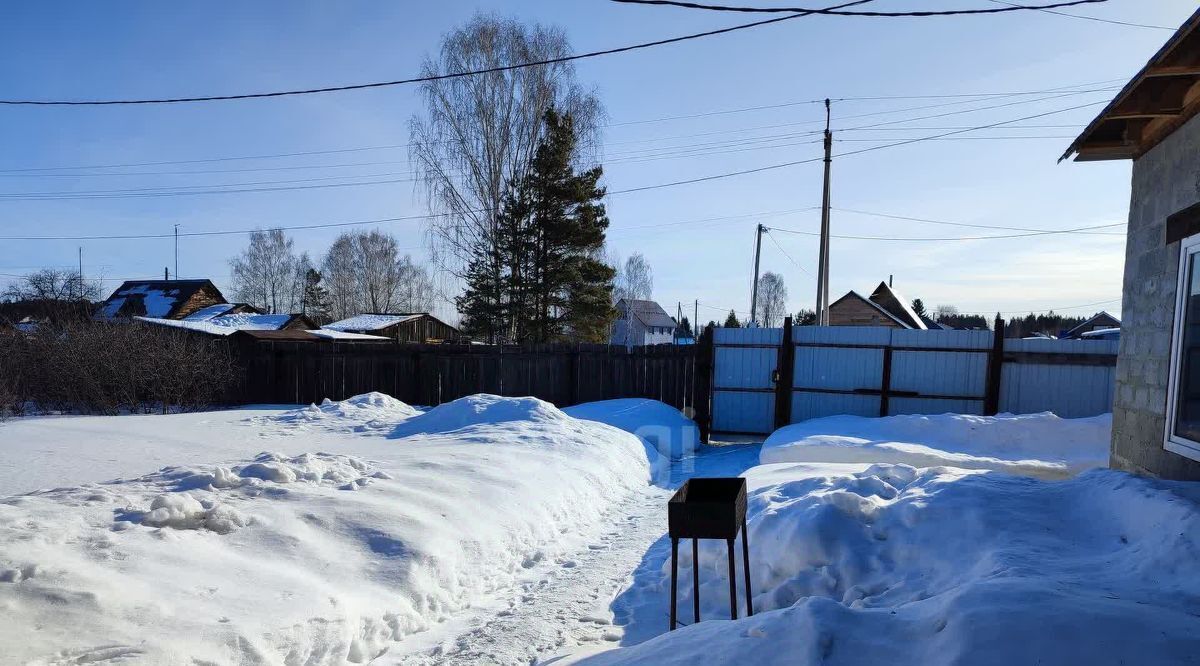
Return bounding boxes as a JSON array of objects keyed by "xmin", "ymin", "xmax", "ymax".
[{"xmin": 711, "ymin": 327, "xmax": 781, "ymax": 435}]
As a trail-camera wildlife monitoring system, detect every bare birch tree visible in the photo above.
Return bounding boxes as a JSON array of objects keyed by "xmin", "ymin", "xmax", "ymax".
[
  {"xmin": 756, "ymin": 271, "xmax": 788, "ymax": 327},
  {"xmin": 320, "ymin": 230, "xmax": 435, "ymax": 317},
  {"xmin": 409, "ymin": 14, "xmax": 602, "ymax": 306},
  {"xmin": 613, "ymin": 252, "xmax": 654, "ymax": 303},
  {"xmin": 229, "ymin": 229, "xmax": 298, "ymax": 314}
]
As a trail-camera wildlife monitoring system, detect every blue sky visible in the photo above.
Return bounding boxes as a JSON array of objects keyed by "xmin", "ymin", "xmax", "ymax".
[{"xmin": 1, "ymin": 1, "xmax": 1195, "ymax": 324}]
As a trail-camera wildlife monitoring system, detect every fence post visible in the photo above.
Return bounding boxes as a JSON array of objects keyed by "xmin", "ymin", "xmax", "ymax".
[
  {"xmin": 694, "ymin": 325, "xmax": 714, "ymax": 444},
  {"xmin": 773, "ymin": 317, "xmax": 795, "ymax": 429},
  {"xmin": 879, "ymin": 346, "xmax": 893, "ymax": 417},
  {"xmin": 567, "ymin": 344, "xmax": 579, "ymax": 406},
  {"xmin": 984, "ymin": 315, "xmax": 1005, "ymax": 415}
]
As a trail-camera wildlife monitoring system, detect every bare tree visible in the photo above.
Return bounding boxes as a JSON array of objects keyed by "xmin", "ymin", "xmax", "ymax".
[
  {"xmin": 322, "ymin": 234, "xmax": 358, "ymax": 320},
  {"xmin": 755, "ymin": 271, "xmax": 788, "ymax": 327},
  {"xmin": 409, "ymin": 14, "xmax": 602, "ymax": 303},
  {"xmin": 3, "ymin": 268, "xmax": 101, "ymax": 303},
  {"xmin": 321, "ymin": 231, "xmax": 436, "ymax": 317},
  {"xmin": 229, "ymin": 229, "xmax": 299, "ymax": 314},
  {"xmin": 613, "ymin": 253, "xmax": 654, "ymax": 303}
]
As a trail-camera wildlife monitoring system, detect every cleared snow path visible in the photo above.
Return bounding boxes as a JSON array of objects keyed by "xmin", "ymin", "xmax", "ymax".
[{"xmin": 395, "ymin": 445, "xmax": 762, "ymax": 666}]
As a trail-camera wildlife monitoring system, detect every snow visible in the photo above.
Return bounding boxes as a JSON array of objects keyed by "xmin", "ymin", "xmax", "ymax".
[
  {"xmin": 760, "ymin": 412, "xmax": 1111, "ymax": 479},
  {"xmin": 570, "ymin": 463, "xmax": 1200, "ymax": 666},
  {"xmin": 564, "ymin": 399, "xmax": 700, "ymax": 459},
  {"xmin": 324, "ymin": 313, "xmax": 420, "ymax": 332},
  {"xmin": 99, "ymin": 283, "xmax": 181, "ymax": 319},
  {"xmin": 0, "ymin": 393, "xmax": 663, "ymax": 663},
  {"xmin": 137, "ymin": 313, "xmax": 297, "ymax": 334},
  {"xmin": 308, "ymin": 329, "xmax": 391, "ymax": 341},
  {"xmin": 182, "ymin": 303, "xmax": 237, "ymax": 321}
]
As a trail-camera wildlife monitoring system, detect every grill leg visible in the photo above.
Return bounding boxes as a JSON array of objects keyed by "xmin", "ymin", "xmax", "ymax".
[
  {"xmin": 742, "ymin": 517, "xmax": 753, "ymax": 616},
  {"xmin": 692, "ymin": 538, "xmax": 701, "ymax": 623},
  {"xmin": 727, "ymin": 538, "xmax": 738, "ymax": 620},
  {"xmin": 670, "ymin": 537, "xmax": 678, "ymax": 631}
]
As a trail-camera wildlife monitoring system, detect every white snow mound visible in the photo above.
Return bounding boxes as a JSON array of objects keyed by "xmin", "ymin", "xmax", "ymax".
[
  {"xmin": 760, "ymin": 412, "xmax": 1111, "ymax": 478},
  {"xmin": 389, "ymin": 393, "xmax": 565, "ymax": 437},
  {"xmin": 565, "ymin": 399, "xmax": 700, "ymax": 459},
  {"xmin": 579, "ymin": 463, "xmax": 1200, "ymax": 666},
  {"xmin": 0, "ymin": 397, "xmax": 657, "ymax": 664},
  {"xmin": 265, "ymin": 391, "xmax": 422, "ymax": 434}
]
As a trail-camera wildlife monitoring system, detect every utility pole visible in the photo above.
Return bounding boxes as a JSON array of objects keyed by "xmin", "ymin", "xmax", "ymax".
[
  {"xmin": 694, "ymin": 299, "xmax": 698, "ymax": 337},
  {"xmin": 815, "ymin": 98, "xmax": 833, "ymax": 326},
  {"xmin": 749, "ymin": 223, "xmax": 765, "ymax": 326},
  {"xmin": 173, "ymin": 224, "xmax": 180, "ymax": 280},
  {"xmin": 77, "ymin": 247, "xmax": 83, "ymax": 301}
]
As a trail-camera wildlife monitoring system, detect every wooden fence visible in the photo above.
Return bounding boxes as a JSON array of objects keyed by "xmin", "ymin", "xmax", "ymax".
[{"xmin": 231, "ymin": 340, "xmax": 707, "ymax": 425}]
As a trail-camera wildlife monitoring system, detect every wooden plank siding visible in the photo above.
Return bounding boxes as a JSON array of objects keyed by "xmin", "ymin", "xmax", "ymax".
[{"xmin": 230, "ymin": 341, "xmax": 700, "ymax": 414}]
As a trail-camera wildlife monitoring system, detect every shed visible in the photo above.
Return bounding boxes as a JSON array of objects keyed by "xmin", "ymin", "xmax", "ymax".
[
  {"xmin": 828, "ymin": 281, "xmax": 927, "ymax": 329},
  {"xmin": 97, "ymin": 280, "xmax": 226, "ymax": 320},
  {"xmin": 322, "ymin": 313, "xmax": 459, "ymax": 343}
]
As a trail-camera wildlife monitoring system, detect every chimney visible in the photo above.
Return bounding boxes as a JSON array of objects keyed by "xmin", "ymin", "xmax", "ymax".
[
  {"xmin": 165, "ymin": 267, "xmax": 169, "ymax": 280},
  {"xmin": 889, "ymin": 274, "xmax": 893, "ymax": 288}
]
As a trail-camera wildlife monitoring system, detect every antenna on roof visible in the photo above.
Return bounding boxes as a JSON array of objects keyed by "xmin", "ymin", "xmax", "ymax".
[{"xmin": 164, "ymin": 267, "xmax": 169, "ymax": 280}]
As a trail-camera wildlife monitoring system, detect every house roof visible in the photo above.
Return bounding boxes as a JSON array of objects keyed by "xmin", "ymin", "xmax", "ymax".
[
  {"xmin": 135, "ymin": 312, "xmax": 314, "ymax": 335},
  {"xmin": 98, "ymin": 280, "xmax": 222, "ymax": 320},
  {"xmin": 829, "ymin": 290, "xmax": 912, "ymax": 328},
  {"xmin": 323, "ymin": 313, "xmax": 423, "ymax": 332},
  {"xmin": 182, "ymin": 302, "xmax": 261, "ymax": 322},
  {"xmin": 617, "ymin": 299, "xmax": 676, "ymax": 329},
  {"xmin": 868, "ymin": 282, "xmax": 927, "ymax": 330},
  {"xmin": 1062, "ymin": 311, "xmax": 1121, "ymax": 338},
  {"xmin": 1062, "ymin": 8, "xmax": 1200, "ymax": 162}
]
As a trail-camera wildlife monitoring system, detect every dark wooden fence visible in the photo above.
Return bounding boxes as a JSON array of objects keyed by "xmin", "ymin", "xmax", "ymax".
[{"xmin": 231, "ymin": 339, "xmax": 708, "ymax": 422}]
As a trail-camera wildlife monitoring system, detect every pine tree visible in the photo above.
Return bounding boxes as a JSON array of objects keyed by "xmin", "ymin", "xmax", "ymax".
[
  {"xmin": 911, "ymin": 298, "xmax": 927, "ymax": 319},
  {"xmin": 724, "ymin": 310, "xmax": 741, "ymax": 328},
  {"xmin": 301, "ymin": 268, "xmax": 331, "ymax": 324},
  {"xmin": 458, "ymin": 107, "xmax": 615, "ymax": 342}
]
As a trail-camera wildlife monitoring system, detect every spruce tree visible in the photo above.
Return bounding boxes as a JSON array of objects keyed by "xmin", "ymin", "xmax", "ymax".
[
  {"xmin": 301, "ymin": 268, "xmax": 331, "ymax": 324},
  {"xmin": 724, "ymin": 310, "xmax": 741, "ymax": 328}
]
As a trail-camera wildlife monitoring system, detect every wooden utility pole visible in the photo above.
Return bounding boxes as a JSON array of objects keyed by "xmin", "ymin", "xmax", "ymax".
[
  {"xmin": 815, "ymin": 98, "xmax": 833, "ymax": 325},
  {"xmin": 749, "ymin": 223, "xmax": 765, "ymax": 326},
  {"xmin": 174, "ymin": 224, "xmax": 180, "ymax": 279}
]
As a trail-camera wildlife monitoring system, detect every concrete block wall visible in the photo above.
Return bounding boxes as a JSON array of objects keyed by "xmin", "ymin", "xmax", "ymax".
[{"xmin": 1111, "ymin": 113, "xmax": 1200, "ymax": 480}]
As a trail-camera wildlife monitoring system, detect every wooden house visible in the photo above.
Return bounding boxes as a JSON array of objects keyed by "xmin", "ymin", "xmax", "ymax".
[
  {"xmin": 96, "ymin": 280, "xmax": 226, "ymax": 320},
  {"xmin": 322, "ymin": 313, "xmax": 460, "ymax": 343},
  {"xmin": 828, "ymin": 281, "xmax": 927, "ymax": 329},
  {"xmin": 1061, "ymin": 311, "xmax": 1121, "ymax": 339}
]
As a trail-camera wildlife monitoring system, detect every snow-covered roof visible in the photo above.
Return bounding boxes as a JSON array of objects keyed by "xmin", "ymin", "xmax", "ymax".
[
  {"xmin": 868, "ymin": 282, "xmax": 927, "ymax": 330},
  {"xmin": 182, "ymin": 303, "xmax": 237, "ymax": 321},
  {"xmin": 617, "ymin": 299, "xmax": 676, "ymax": 329},
  {"xmin": 306, "ymin": 329, "xmax": 391, "ymax": 341},
  {"xmin": 136, "ymin": 313, "xmax": 303, "ymax": 335},
  {"xmin": 97, "ymin": 280, "xmax": 220, "ymax": 320},
  {"xmin": 323, "ymin": 313, "xmax": 422, "ymax": 332}
]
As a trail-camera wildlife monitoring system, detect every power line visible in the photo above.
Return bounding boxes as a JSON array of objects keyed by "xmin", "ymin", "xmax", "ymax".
[
  {"xmin": 764, "ymin": 229, "xmax": 814, "ymax": 276},
  {"xmin": 610, "ymin": 0, "xmax": 1109, "ymax": 17},
  {"xmin": 832, "ymin": 207, "xmax": 1124, "ymax": 235},
  {"xmin": 986, "ymin": 0, "xmax": 1173, "ymax": 30},
  {"xmin": 766, "ymin": 220, "xmax": 1123, "ymax": 241},
  {"xmin": 610, "ymin": 98, "xmax": 1109, "ymax": 194},
  {"xmin": 0, "ymin": 0, "xmax": 874, "ymax": 106}
]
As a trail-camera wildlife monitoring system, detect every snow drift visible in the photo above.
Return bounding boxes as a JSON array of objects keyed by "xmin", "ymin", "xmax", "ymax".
[
  {"xmin": 0, "ymin": 394, "xmax": 659, "ymax": 664},
  {"xmin": 564, "ymin": 399, "xmax": 700, "ymax": 459},
  {"xmin": 264, "ymin": 391, "xmax": 422, "ymax": 434},
  {"xmin": 760, "ymin": 412, "xmax": 1111, "ymax": 478},
  {"xmin": 577, "ymin": 462, "xmax": 1200, "ymax": 665}
]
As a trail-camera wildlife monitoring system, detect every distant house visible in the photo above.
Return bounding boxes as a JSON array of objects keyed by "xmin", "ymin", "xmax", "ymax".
[
  {"xmin": 611, "ymin": 299, "xmax": 676, "ymax": 346},
  {"xmin": 96, "ymin": 280, "xmax": 226, "ymax": 321},
  {"xmin": 1062, "ymin": 8, "xmax": 1200, "ymax": 480},
  {"xmin": 828, "ymin": 281, "xmax": 927, "ymax": 329},
  {"xmin": 322, "ymin": 313, "xmax": 459, "ymax": 343},
  {"xmin": 1060, "ymin": 311, "xmax": 1121, "ymax": 339}
]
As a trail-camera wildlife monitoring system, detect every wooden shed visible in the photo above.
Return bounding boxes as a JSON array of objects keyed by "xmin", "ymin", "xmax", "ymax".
[{"xmin": 322, "ymin": 313, "xmax": 460, "ymax": 343}]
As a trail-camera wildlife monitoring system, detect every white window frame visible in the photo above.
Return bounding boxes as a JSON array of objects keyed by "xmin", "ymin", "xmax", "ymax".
[{"xmin": 1164, "ymin": 233, "xmax": 1200, "ymax": 461}]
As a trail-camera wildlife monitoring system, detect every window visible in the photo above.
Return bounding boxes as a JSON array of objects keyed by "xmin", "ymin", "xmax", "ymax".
[{"xmin": 1166, "ymin": 234, "xmax": 1200, "ymax": 461}]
